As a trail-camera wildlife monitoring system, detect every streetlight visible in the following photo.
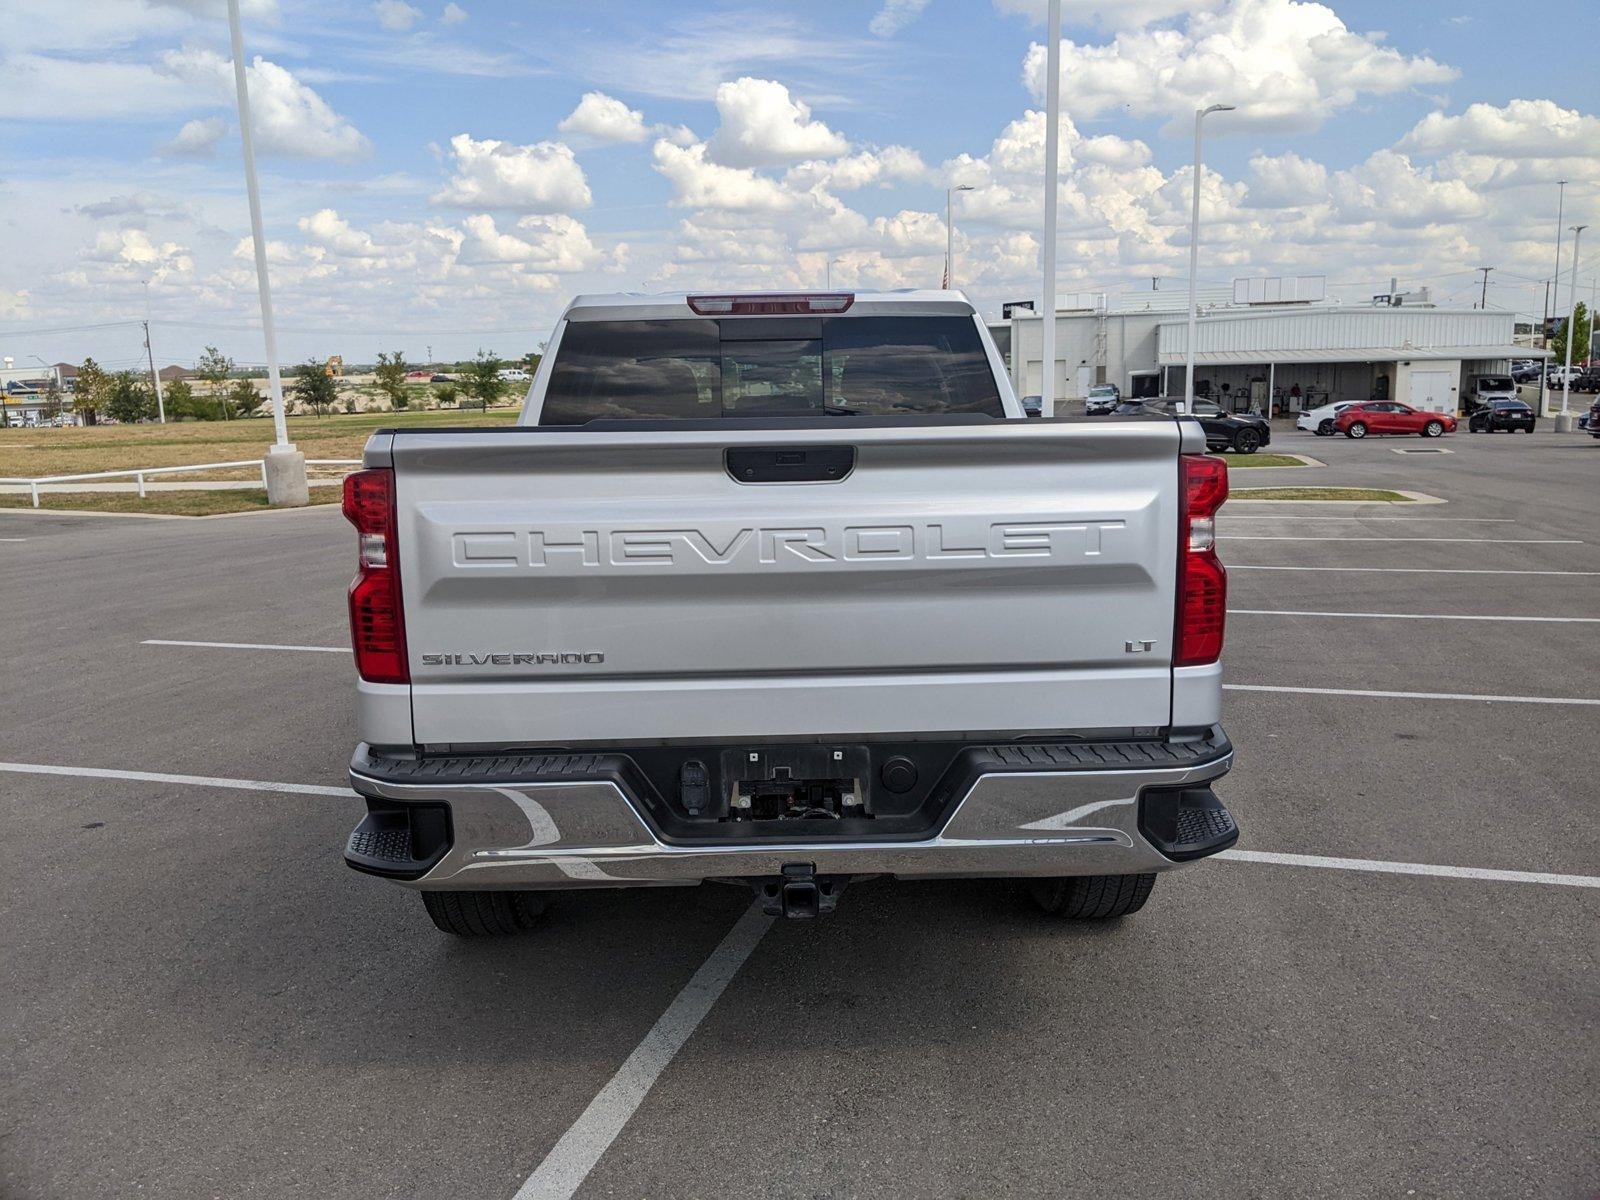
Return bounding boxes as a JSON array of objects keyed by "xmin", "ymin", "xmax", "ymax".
[
  {"xmin": 1541, "ymin": 180, "xmax": 1567, "ymax": 417},
  {"xmin": 945, "ymin": 185, "xmax": 974, "ymax": 290},
  {"xmin": 826, "ymin": 257, "xmax": 844, "ymax": 289},
  {"xmin": 1183, "ymin": 103, "xmax": 1235, "ymax": 415},
  {"xmin": 226, "ymin": 0, "xmax": 307, "ymax": 505},
  {"xmin": 1040, "ymin": 0, "xmax": 1061, "ymax": 417},
  {"xmin": 1559, "ymin": 224, "xmax": 1586, "ymax": 428}
]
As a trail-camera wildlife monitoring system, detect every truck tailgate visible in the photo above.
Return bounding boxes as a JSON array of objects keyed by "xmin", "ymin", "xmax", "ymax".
[{"xmin": 386, "ymin": 421, "xmax": 1181, "ymax": 744}]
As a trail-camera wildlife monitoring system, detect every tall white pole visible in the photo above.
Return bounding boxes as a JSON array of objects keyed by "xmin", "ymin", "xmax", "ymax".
[
  {"xmin": 227, "ymin": 0, "xmax": 289, "ymax": 451},
  {"xmin": 1040, "ymin": 0, "xmax": 1061, "ymax": 417},
  {"xmin": 1541, "ymin": 180, "xmax": 1566, "ymax": 417},
  {"xmin": 1184, "ymin": 104, "xmax": 1234, "ymax": 416},
  {"xmin": 1561, "ymin": 225, "xmax": 1585, "ymax": 418},
  {"xmin": 946, "ymin": 187, "xmax": 954, "ymax": 289},
  {"xmin": 142, "ymin": 281, "xmax": 166, "ymax": 423}
]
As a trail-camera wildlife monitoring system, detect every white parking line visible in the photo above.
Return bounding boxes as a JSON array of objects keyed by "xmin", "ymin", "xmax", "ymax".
[
  {"xmin": 1219, "ymin": 536, "xmax": 1581, "ymax": 543},
  {"xmin": 1218, "ymin": 849, "xmax": 1599, "ymax": 890},
  {"xmin": 1225, "ymin": 683, "xmax": 1600, "ymax": 707},
  {"xmin": 142, "ymin": 638, "xmax": 349, "ymax": 654},
  {"xmin": 1229, "ymin": 609, "xmax": 1600, "ymax": 624},
  {"xmin": 514, "ymin": 901, "xmax": 774, "ymax": 1200},
  {"xmin": 0, "ymin": 759, "xmax": 353, "ymax": 796},
  {"xmin": 1230, "ymin": 565, "xmax": 1600, "ymax": 576},
  {"xmin": 0, "ymin": 537, "xmax": 27, "ymax": 542}
]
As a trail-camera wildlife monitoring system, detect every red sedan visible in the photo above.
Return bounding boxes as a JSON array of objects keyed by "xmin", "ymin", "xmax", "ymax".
[{"xmin": 1334, "ymin": 402, "xmax": 1456, "ymax": 439}]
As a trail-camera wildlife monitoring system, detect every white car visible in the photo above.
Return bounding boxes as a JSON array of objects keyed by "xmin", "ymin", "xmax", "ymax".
[
  {"xmin": 1296, "ymin": 400, "xmax": 1362, "ymax": 436},
  {"xmin": 496, "ymin": 368, "xmax": 531, "ymax": 383}
]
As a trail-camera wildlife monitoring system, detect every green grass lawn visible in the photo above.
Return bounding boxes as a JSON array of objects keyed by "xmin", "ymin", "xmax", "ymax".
[
  {"xmin": 1230, "ymin": 486, "xmax": 1411, "ymax": 502},
  {"xmin": 0, "ymin": 407, "xmax": 518, "ymax": 479},
  {"xmin": 1225, "ymin": 453, "xmax": 1310, "ymax": 468},
  {"xmin": 0, "ymin": 489, "xmax": 342, "ymax": 517}
]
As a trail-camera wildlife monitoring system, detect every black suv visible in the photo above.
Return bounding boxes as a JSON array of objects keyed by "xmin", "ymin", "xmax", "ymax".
[
  {"xmin": 1468, "ymin": 399, "xmax": 1537, "ymax": 433},
  {"xmin": 1156, "ymin": 399, "xmax": 1272, "ymax": 453}
]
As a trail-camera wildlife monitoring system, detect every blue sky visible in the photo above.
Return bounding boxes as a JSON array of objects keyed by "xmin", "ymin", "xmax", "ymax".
[{"xmin": 1, "ymin": 0, "xmax": 1596, "ymax": 369}]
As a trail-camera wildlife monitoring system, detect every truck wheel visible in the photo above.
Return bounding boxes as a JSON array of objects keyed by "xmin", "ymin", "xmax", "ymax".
[
  {"xmin": 1029, "ymin": 872, "xmax": 1157, "ymax": 919},
  {"xmin": 1346, "ymin": 422, "xmax": 1367, "ymax": 438},
  {"xmin": 422, "ymin": 890, "xmax": 546, "ymax": 936}
]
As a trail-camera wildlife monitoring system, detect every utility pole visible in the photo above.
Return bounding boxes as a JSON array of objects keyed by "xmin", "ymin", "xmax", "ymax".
[
  {"xmin": 1039, "ymin": 0, "xmax": 1061, "ymax": 417},
  {"xmin": 1184, "ymin": 103, "xmax": 1235, "ymax": 414},
  {"xmin": 1558, "ymin": 224, "xmax": 1585, "ymax": 429},
  {"xmin": 227, "ymin": 0, "xmax": 306, "ymax": 505},
  {"xmin": 142, "ymin": 280, "xmax": 166, "ymax": 422},
  {"xmin": 142, "ymin": 321, "xmax": 167, "ymax": 424},
  {"xmin": 1476, "ymin": 266, "xmax": 1493, "ymax": 309},
  {"xmin": 1541, "ymin": 180, "xmax": 1567, "ymax": 417}
]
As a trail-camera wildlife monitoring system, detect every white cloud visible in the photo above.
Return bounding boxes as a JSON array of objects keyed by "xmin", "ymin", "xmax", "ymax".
[
  {"xmin": 870, "ymin": 0, "xmax": 931, "ymax": 37},
  {"xmin": 440, "ymin": 2, "xmax": 467, "ymax": 23},
  {"xmin": 652, "ymin": 139, "xmax": 798, "ymax": 212},
  {"xmin": 0, "ymin": 55, "xmax": 197, "ymax": 120},
  {"xmin": 1245, "ymin": 152, "xmax": 1329, "ymax": 207},
  {"xmin": 456, "ymin": 213, "xmax": 611, "ymax": 272},
  {"xmin": 80, "ymin": 228, "xmax": 194, "ymax": 280},
  {"xmin": 1399, "ymin": 99, "xmax": 1600, "ymax": 160},
  {"xmin": 784, "ymin": 146, "xmax": 928, "ymax": 191},
  {"xmin": 1331, "ymin": 150, "xmax": 1484, "ymax": 228},
  {"xmin": 558, "ymin": 92, "xmax": 649, "ymax": 144},
  {"xmin": 1021, "ymin": 0, "xmax": 1458, "ymax": 131},
  {"xmin": 157, "ymin": 48, "xmax": 370, "ymax": 159},
  {"xmin": 372, "ymin": 0, "xmax": 422, "ymax": 31},
  {"xmin": 431, "ymin": 133, "xmax": 592, "ymax": 211},
  {"xmin": 298, "ymin": 209, "xmax": 388, "ymax": 258},
  {"xmin": 160, "ymin": 116, "xmax": 228, "ymax": 158},
  {"xmin": 706, "ymin": 78, "xmax": 849, "ymax": 167}
]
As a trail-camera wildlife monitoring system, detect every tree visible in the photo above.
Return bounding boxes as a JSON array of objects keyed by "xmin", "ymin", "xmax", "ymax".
[
  {"xmin": 462, "ymin": 349, "xmax": 508, "ymax": 410},
  {"xmin": 195, "ymin": 344, "xmax": 236, "ymax": 417},
  {"xmin": 225, "ymin": 379, "xmax": 261, "ymax": 418},
  {"xmin": 1548, "ymin": 301, "xmax": 1591, "ymax": 371},
  {"xmin": 163, "ymin": 379, "xmax": 196, "ymax": 421},
  {"xmin": 74, "ymin": 358, "xmax": 109, "ymax": 424},
  {"xmin": 292, "ymin": 359, "xmax": 340, "ymax": 416},
  {"xmin": 104, "ymin": 371, "xmax": 154, "ymax": 424},
  {"xmin": 374, "ymin": 350, "xmax": 409, "ymax": 410},
  {"xmin": 40, "ymin": 379, "xmax": 64, "ymax": 423}
]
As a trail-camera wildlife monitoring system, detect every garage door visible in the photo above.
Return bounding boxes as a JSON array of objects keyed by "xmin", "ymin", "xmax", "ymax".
[{"xmin": 1408, "ymin": 370, "xmax": 1453, "ymax": 413}]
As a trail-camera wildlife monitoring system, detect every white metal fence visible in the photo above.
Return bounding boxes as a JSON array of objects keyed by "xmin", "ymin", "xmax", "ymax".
[{"xmin": 0, "ymin": 458, "xmax": 362, "ymax": 508}]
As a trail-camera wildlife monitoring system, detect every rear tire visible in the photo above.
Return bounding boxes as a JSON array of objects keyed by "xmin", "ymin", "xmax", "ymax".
[
  {"xmin": 1232, "ymin": 427, "xmax": 1261, "ymax": 454},
  {"xmin": 1423, "ymin": 420, "xmax": 1444, "ymax": 437},
  {"xmin": 422, "ymin": 890, "xmax": 546, "ymax": 937},
  {"xmin": 1029, "ymin": 873, "xmax": 1157, "ymax": 920},
  {"xmin": 1346, "ymin": 422, "xmax": 1367, "ymax": 439},
  {"xmin": 1317, "ymin": 419, "xmax": 1333, "ymax": 436}
]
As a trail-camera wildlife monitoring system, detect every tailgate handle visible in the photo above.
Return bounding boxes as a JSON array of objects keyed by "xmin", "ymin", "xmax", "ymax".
[{"xmin": 726, "ymin": 446, "xmax": 855, "ymax": 484}]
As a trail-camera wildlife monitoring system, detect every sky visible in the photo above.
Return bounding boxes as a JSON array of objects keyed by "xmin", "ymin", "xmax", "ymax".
[{"xmin": 0, "ymin": 0, "xmax": 1596, "ymax": 371}]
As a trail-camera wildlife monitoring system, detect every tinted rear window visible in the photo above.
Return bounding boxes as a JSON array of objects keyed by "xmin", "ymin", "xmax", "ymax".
[
  {"xmin": 539, "ymin": 315, "xmax": 1003, "ymax": 424},
  {"xmin": 1478, "ymin": 376, "xmax": 1514, "ymax": 389}
]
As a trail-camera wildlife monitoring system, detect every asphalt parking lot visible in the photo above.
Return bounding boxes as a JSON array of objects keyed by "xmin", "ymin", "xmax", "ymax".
[{"xmin": 2, "ymin": 427, "xmax": 1596, "ymax": 1198}]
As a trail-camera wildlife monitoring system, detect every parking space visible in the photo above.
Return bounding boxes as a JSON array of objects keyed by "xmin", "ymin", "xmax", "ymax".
[{"xmin": 2, "ymin": 429, "xmax": 1597, "ymax": 1198}]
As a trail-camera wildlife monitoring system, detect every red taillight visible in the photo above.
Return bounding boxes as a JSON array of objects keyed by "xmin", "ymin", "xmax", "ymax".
[
  {"xmin": 686, "ymin": 293, "xmax": 854, "ymax": 315},
  {"xmin": 1176, "ymin": 454, "xmax": 1227, "ymax": 667},
  {"xmin": 342, "ymin": 469, "xmax": 408, "ymax": 684}
]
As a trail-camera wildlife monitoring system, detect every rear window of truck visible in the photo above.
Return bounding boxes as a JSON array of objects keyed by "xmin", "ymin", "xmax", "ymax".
[{"xmin": 538, "ymin": 316, "xmax": 1004, "ymax": 423}]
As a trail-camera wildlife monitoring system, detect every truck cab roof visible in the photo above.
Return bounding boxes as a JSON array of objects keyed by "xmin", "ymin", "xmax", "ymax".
[{"xmin": 560, "ymin": 290, "xmax": 981, "ymax": 322}]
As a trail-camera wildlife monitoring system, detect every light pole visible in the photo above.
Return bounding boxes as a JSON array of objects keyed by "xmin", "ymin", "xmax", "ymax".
[
  {"xmin": 826, "ymin": 257, "xmax": 843, "ymax": 289},
  {"xmin": 945, "ymin": 184, "xmax": 974, "ymax": 290},
  {"xmin": 1558, "ymin": 224, "xmax": 1585, "ymax": 429},
  {"xmin": 1541, "ymin": 180, "xmax": 1567, "ymax": 417},
  {"xmin": 227, "ymin": 0, "xmax": 307, "ymax": 505},
  {"xmin": 1183, "ymin": 103, "xmax": 1234, "ymax": 415},
  {"xmin": 1040, "ymin": 0, "xmax": 1061, "ymax": 417}
]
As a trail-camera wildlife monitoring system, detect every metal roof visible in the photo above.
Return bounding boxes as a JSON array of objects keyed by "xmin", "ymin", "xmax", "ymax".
[{"xmin": 1157, "ymin": 344, "xmax": 1546, "ymax": 365}]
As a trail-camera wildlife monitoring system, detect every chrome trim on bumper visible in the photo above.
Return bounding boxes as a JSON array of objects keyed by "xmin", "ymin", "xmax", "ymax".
[{"xmin": 349, "ymin": 748, "xmax": 1233, "ymax": 890}]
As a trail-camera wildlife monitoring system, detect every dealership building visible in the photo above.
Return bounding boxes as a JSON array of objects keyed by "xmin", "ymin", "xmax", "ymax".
[{"xmin": 996, "ymin": 280, "xmax": 1543, "ymax": 416}]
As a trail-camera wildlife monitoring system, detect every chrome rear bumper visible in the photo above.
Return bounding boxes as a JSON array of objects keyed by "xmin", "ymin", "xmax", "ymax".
[{"xmin": 347, "ymin": 732, "xmax": 1235, "ymax": 890}]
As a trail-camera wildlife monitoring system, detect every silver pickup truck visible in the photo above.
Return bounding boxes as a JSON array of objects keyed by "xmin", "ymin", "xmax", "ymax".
[{"xmin": 341, "ymin": 290, "xmax": 1237, "ymax": 935}]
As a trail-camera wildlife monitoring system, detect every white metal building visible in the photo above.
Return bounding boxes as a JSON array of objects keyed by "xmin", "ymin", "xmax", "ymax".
[{"xmin": 1000, "ymin": 290, "xmax": 1541, "ymax": 416}]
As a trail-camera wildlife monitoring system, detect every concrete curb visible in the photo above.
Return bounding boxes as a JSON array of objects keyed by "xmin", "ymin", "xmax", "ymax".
[{"xmin": 1227, "ymin": 489, "xmax": 1446, "ymax": 506}]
